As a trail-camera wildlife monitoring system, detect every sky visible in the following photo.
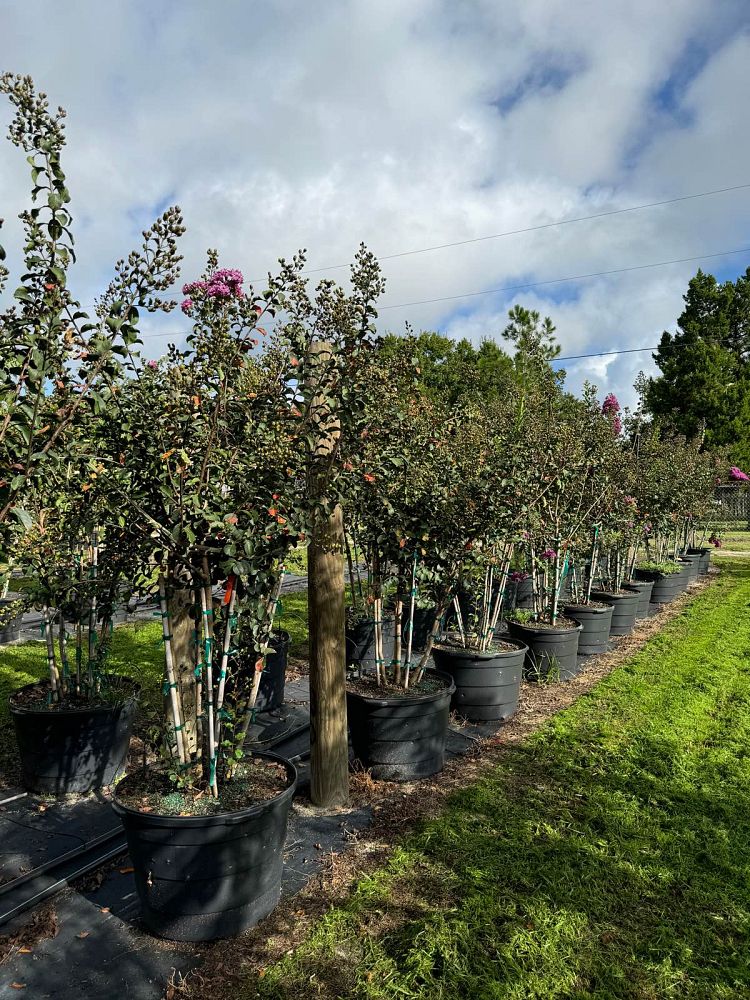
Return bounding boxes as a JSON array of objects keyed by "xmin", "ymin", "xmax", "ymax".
[{"xmin": 1, "ymin": 0, "xmax": 749, "ymax": 408}]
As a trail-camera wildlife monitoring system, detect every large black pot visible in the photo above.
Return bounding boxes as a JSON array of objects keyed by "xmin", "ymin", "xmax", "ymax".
[
  {"xmin": 506, "ymin": 619, "xmax": 582, "ymax": 681},
  {"xmin": 563, "ymin": 603, "xmax": 613, "ymax": 655},
  {"xmin": 10, "ymin": 679, "xmax": 138, "ymax": 795},
  {"xmin": 346, "ymin": 670, "xmax": 455, "ymax": 781},
  {"xmin": 236, "ymin": 630, "xmax": 290, "ymax": 713},
  {"xmin": 625, "ymin": 579, "xmax": 655, "ymax": 617},
  {"xmin": 401, "ymin": 606, "xmax": 437, "ymax": 652},
  {"xmin": 590, "ymin": 588, "xmax": 640, "ymax": 636},
  {"xmin": 345, "ymin": 612, "xmax": 396, "ymax": 668},
  {"xmin": 431, "ymin": 640, "xmax": 526, "ymax": 721},
  {"xmin": 505, "ymin": 577, "xmax": 534, "ymax": 610},
  {"xmin": 688, "ymin": 546, "xmax": 711, "ymax": 575},
  {"xmin": 0, "ymin": 592, "xmax": 25, "ymax": 644},
  {"xmin": 679, "ymin": 552, "xmax": 701, "ymax": 583},
  {"xmin": 634, "ymin": 567, "xmax": 683, "ymax": 604},
  {"xmin": 111, "ymin": 752, "xmax": 297, "ymax": 941}
]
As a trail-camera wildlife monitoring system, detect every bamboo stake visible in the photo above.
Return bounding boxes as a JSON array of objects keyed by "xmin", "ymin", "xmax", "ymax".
[
  {"xmin": 392, "ymin": 597, "xmax": 403, "ymax": 686},
  {"xmin": 158, "ymin": 575, "xmax": 187, "ymax": 765},
  {"xmin": 403, "ymin": 553, "xmax": 417, "ymax": 688},
  {"xmin": 586, "ymin": 527, "xmax": 599, "ymax": 603},
  {"xmin": 373, "ymin": 596, "xmax": 383, "ymax": 685},
  {"xmin": 200, "ymin": 560, "xmax": 217, "ymax": 796},
  {"xmin": 247, "ymin": 567, "xmax": 286, "ymax": 714},
  {"xmin": 44, "ymin": 608, "xmax": 61, "ymax": 702},
  {"xmin": 57, "ymin": 617, "xmax": 69, "ymax": 699},
  {"xmin": 453, "ymin": 595, "xmax": 466, "ymax": 647},
  {"xmin": 550, "ymin": 542, "xmax": 561, "ymax": 625},
  {"xmin": 87, "ymin": 529, "xmax": 98, "ymax": 690},
  {"xmin": 214, "ymin": 575, "xmax": 237, "ymax": 751},
  {"xmin": 414, "ymin": 601, "xmax": 449, "ymax": 686}
]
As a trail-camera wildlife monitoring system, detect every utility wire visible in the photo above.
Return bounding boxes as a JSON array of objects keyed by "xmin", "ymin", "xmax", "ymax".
[
  {"xmin": 142, "ymin": 244, "xmax": 750, "ymax": 340},
  {"xmin": 378, "ymin": 246, "xmax": 750, "ymax": 310},
  {"xmin": 249, "ymin": 181, "xmax": 750, "ymax": 280}
]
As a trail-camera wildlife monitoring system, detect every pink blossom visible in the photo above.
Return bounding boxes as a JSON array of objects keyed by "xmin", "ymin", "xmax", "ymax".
[
  {"xmin": 510, "ymin": 571, "xmax": 529, "ymax": 582},
  {"xmin": 729, "ymin": 466, "xmax": 749, "ymax": 482},
  {"xmin": 146, "ymin": 359, "xmax": 158, "ymax": 369},
  {"xmin": 181, "ymin": 298, "xmax": 193, "ymax": 314},
  {"xmin": 540, "ymin": 548, "xmax": 556, "ymax": 561},
  {"xmin": 602, "ymin": 393, "xmax": 620, "ymax": 415}
]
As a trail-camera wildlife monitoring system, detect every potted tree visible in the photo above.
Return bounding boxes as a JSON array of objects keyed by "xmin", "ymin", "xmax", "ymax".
[
  {"xmin": 99, "ymin": 246, "xmax": 384, "ymax": 939},
  {"xmin": 0, "ymin": 74, "xmax": 183, "ymax": 792}
]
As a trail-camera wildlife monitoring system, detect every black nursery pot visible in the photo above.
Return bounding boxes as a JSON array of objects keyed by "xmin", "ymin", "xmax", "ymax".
[
  {"xmin": 111, "ymin": 752, "xmax": 297, "ymax": 942},
  {"xmin": 590, "ymin": 587, "xmax": 640, "ymax": 636},
  {"xmin": 679, "ymin": 552, "xmax": 701, "ymax": 583},
  {"xmin": 506, "ymin": 619, "xmax": 582, "ymax": 681},
  {"xmin": 238, "ymin": 630, "xmax": 290, "ymax": 713},
  {"xmin": 10, "ymin": 679, "xmax": 139, "ymax": 795},
  {"xmin": 431, "ymin": 640, "xmax": 527, "ymax": 722},
  {"xmin": 625, "ymin": 579, "xmax": 655, "ymax": 617},
  {"xmin": 505, "ymin": 577, "xmax": 534, "ymax": 610},
  {"xmin": 562, "ymin": 603, "xmax": 613, "ymax": 655},
  {"xmin": 688, "ymin": 546, "xmax": 711, "ymax": 575},
  {"xmin": 345, "ymin": 612, "xmax": 396, "ymax": 668},
  {"xmin": 346, "ymin": 670, "xmax": 455, "ymax": 781},
  {"xmin": 0, "ymin": 593, "xmax": 25, "ymax": 645},
  {"xmin": 634, "ymin": 567, "xmax": 683, "ymax": 604}
]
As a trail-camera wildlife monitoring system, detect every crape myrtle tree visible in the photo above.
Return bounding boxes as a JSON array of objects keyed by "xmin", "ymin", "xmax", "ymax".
[
  {"xmin": 0, "ymin": 74, "xmax": 184, "ymax": 583},
  {"xmin": 92, "ymin": 245, "xmax": 386, "ymax": 797},
  {"xmin": 344, "ymin": 346, "xmax": 539, "ymax": 685}
]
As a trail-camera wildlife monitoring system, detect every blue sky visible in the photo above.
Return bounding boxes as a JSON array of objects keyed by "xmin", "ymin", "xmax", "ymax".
[{"xmin": 1, "ymin": 0, "xmax": 749, "ymax": 407}]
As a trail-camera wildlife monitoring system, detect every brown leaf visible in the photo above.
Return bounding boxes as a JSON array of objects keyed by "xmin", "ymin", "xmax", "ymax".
[
  {"xmin": 118, "ymin": 867, "xmax": 134, "ymax": 875},
  {"xmin": 99, "ymin": 907, "xmax": 110, "ymax": 914},
  {"xmin": 10, "ymin": 983, "xmax": 26, "ymax": 990},
  {"xmin": 76, "ymin": 931, "xmax": 89, "ymax": 940}
]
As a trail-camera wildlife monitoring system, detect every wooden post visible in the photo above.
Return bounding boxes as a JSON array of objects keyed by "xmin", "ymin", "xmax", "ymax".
[{"xmin": 307, "ymin": 341, "xmax": 350, "ymax": 808}]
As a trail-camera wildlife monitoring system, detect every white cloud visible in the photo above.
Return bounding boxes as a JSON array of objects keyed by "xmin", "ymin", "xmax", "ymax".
[{"xmin": 1, "ymin": 0, "xmax": 748, "ymax": 400}]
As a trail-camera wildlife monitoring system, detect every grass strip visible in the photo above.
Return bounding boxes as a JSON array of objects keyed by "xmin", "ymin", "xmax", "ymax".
[{"xmin": 249, "ymin": 560, "xmax": 750, "ymax": 999}]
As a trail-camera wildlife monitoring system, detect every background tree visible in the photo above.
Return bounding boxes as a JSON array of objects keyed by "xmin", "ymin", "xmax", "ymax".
[{"xmin": 645, "ymin": 267, "xmax": 750, "ymax": 467}]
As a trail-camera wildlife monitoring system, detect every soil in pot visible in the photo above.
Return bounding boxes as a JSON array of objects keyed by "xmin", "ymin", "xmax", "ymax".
[
  {"xmin": 346, "ymin": 669, "xmax": 455, "ymax": 781},
  {"xmin": 0, "ymin": 592, "xmax": 25, "ymax": 644},
  {"xmin": 590, "ymin": 588, "xmax": 639, "ymax": 636},
  {"xmin": 506, "ymin": 616, "xmax": 582, "ymax": 682},
  {"xmin": 562, "ymin": 601, "xmax": 613, "ymax": 655},
  {"xmin": 10, "ymin": 677, "xmax": 139, "ymax": 795},
  {"xmin": 112, "ymin": 752, "xmax": 297, "ymax": 942},
  {"xmin": 431, "ymin": 638, "xmax": 526, "ymax": 722}
]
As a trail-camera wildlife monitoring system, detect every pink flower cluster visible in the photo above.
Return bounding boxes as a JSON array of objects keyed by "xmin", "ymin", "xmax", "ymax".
[
  {"xmin": 602, "ymin": 393, "xmax": 622, "ymax": 434},
  {"xmin": 181, "ymin": 268, "xmax": 245, "ymax": 314},
  {"xmin": 510, "ymin": 570, "xmax": 530, "ymax": 582},
  {"xmin": 709, "ymin": 532, "xmax": 722, "ymax": 548},
  {"xmin": 540, "ymin": 548, "xmax": 556, "ymax": 561},
  {"xmin": 729, "ymin": 466, "xmax": 749, "ymax": 482}
]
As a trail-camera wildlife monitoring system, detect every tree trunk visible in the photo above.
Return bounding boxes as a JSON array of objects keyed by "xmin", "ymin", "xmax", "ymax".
[{"xmin": 166, "ymin": 586, "xmax": 200, "ymax": 760}]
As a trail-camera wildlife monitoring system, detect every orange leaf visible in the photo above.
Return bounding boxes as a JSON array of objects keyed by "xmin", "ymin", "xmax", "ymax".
[
  {"xmin": 118, "ymin": 866, "xmax": 134, "ymax": 875},
  {"xmin": 10, "ymin": 982, "xmax": 26, "ymax": 990},
  {"xmin": 77, "ymin": 931, "xmax": 90, "ymax": 939}
]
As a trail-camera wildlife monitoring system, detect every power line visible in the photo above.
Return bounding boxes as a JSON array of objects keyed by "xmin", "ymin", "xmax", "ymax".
[
  {"xmin": 377, "ymin": 246, "xmax": 750, "ymax": 311},
  {"xmin": 249, "ymin": 181, "xmax": 750, "ymax": 280},
  {"xmin": 556, "ymin": 346, "xmax": 658, "ymax": 362},
  {"xmin": 142, "ymin": 244, "xmax": 750, "ymax": 340}
]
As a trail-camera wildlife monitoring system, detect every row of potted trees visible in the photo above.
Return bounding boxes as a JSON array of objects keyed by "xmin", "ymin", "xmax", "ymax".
[{"xmin": 0, "ymin": 75, "xmax": 730, "ymax": 942}]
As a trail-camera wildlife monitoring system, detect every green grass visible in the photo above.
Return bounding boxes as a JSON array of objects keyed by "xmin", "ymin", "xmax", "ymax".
[
  {"xmin": 249, "ymin": 558, "xmax": 750, "ymax": 1000},
  {"xmin": 720, "ymin": 531, "xmax": 750, "ymax": 552}
]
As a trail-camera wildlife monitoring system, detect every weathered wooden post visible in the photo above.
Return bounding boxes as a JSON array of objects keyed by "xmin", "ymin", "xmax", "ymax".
[{"xmin": 307, "ymin": 341, "xmax": 350, "ymax": 808}]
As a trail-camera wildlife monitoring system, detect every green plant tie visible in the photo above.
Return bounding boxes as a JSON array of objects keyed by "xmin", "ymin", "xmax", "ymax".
[
  {"xmin": 218, "ymin": 670, "xmax": 226, "ymax": 680},
  {"xmin": 218, "ymin": 707, "xmax": 231, "ymax": 720},
  {"xmin": 163, "ymin": 680, "xmax": 178, "ymax": 695},
  {"xmin": 173, "ymin": 723, "xmax": 185, "ymax": 732},
  {"xmin": 194, "ymin": 665, "xmax": 203, "ymax": 679},
  {"xmin": 229, "ymin": 614, "xmax": 238, "ymax": 628},
  {"xmin": 209, "ymin": 755, "xmax": 217, "ymax": 785}
]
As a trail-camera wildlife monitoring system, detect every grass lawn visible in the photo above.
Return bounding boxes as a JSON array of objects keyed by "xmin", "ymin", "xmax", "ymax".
[
  {"xmin": 249, "ymin": 558, "xmax": 750, "ymax": 1000},
  {"xmin": 720, "ymin": 530, "xmax": 750, "ymax": 552}
]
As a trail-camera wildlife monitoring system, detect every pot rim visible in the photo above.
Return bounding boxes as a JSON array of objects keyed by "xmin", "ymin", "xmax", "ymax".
[
  {"xmin": 431, "ymin": 638, "xmax": 528, "ymax": 660},
  {"xmin": 507, "ymin": 619, "xmax": 583, "ymax": 636},
  {"xmin": 562, "ymin": 602, "xmax": 613, "ymax": 614},
  {"xmin": 111, "ymin": 750, "xmax": 297, "ymax": 827},
  {"xmin": 345, "ymin": 667, "xmax": 456, "ymax": 707},
  {"xmin": 9, "ymin": 677, "xmax": 140, "ymax": 717}
]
